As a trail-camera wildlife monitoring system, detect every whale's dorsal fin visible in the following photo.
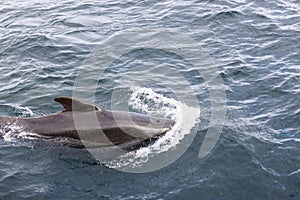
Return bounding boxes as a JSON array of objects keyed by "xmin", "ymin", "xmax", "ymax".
[{"xmin": 54, "ymin": 96, "xmax": 101, "ymax": 112}]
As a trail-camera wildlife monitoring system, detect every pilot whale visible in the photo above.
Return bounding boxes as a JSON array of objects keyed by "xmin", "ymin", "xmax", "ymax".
[{"xmin": 0, "ymin": 96, "xmax": 175, "ymax": 151}]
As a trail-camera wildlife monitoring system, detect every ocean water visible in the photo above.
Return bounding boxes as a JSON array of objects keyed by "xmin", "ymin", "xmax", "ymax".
[{"xmin": 1, "ymin": 0, "xmax": 300, "ymax": 199}]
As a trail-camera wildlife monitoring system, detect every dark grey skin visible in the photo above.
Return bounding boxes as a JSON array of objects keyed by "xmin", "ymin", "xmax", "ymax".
[{"xmin": 0, "ymin": 97, "xmax": 175, "ymax": 151}]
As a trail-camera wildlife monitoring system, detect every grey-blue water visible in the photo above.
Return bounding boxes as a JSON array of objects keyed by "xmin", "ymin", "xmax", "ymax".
[{"xmin": 1, "ymin": 0, "xmax": 300, "ymax": 199}]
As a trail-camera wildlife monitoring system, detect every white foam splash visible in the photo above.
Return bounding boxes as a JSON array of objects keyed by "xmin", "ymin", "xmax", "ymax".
[
  {"xmin": 13, "ymin": 105, "xmax": 34, "ymax": 117},
  {"xmin": 103, "ymin": 86, "xmax": 200, "ymax": 169},
  {"xmin": 0, "ymin": 104, "xmax": 37, "ymax": 142},
  {"xmin": 1, "ymin": 123, "xmax": 23, "ymax": 142},
  {"xmin": 0, "ymin": 122, "xmax": 39, "ymax": 143}
]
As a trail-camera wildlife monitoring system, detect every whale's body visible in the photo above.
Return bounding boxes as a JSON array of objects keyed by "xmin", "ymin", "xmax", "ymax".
[{"xmin": 0, "ymin": 97, "xmax": 175, "ymax": 151}]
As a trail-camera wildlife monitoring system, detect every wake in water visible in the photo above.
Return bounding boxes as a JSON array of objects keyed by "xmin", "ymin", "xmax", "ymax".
[
  {"xmin": 0, "ymin": 104, "xmax": 39, "ymax": 142},
  {"xmin": 0, "ymin": 104, "xmax": 33, "ymax": 117},
  {"xmin": 103, "ymin": 86, "xmax": 200, "ymax": 169}
]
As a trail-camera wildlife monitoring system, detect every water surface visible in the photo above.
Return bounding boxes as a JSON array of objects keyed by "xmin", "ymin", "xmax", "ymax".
[{"xmin": 0, "ymin": 0, "xmax": 300, "ymax": 199}]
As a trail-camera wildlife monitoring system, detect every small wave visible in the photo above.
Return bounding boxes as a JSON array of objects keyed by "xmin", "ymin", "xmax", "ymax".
[
  {"xmin": 103, "ymin": 86, "xmax": 200, "ymax": 169},
  {"xmin": 0, "ymin": 104, "xmax": 38, "ymax": 143},
  {"xmin": 0, "ymin": 122, "xmax": 39, "ymax": 143},
  {"xmin": 0, "ymin": 104, "xmax": 33, "ymax": 117}
]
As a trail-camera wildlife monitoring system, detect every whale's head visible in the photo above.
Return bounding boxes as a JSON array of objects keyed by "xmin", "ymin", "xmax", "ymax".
[
  {"xmin": 95, "ymin": 110, "xmax": 175, "ymax": 149},
  {"xmin": 133, "ymin": 114, "xmax": 175, "ymax": 138}
]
